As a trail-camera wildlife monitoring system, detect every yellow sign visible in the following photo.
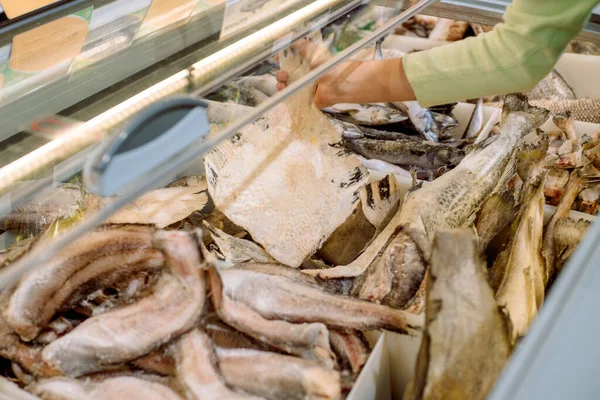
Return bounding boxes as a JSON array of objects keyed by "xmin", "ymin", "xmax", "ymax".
[{"xmin": 0, "ymin": 0, "xmax": 61, "ymax": 19}]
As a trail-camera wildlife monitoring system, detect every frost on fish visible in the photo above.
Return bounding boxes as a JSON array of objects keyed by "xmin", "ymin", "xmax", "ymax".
[
  {"xmin": 310, "ymin": 94, "xmax": 550, "ymax": 312},
  {"xmin": 491, "ymin": 169, "xmax": 546, "ymax": 344},
  {"xmin": 29, "ymin": 376, "xmax": 183, "ymax": 400},
  {"xmin": 4, "ymin": 225, "xmax": 163, "ymax": 342},
  {"xmin": 204, "ymin": 42, "xmax": 368, "ymax": 267},
  {"xmin": 0, "ymin": 183, "xmax": 209, "ymax": 233},
  {"xmin": 41, "ymin": 231, "xmax": 206, "ymax": 376},
  {"xmin": 404, "ymin": 229, "xmax": 511, "ymax": 400}
]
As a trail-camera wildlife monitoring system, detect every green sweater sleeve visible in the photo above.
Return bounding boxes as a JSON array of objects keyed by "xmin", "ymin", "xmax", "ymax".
[{"xmin": 403, "ymin": 0, "xmax": 599, "ymax": 107}]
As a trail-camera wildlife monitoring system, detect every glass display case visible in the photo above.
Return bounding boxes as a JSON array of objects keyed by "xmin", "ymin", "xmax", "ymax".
[{"xmin": 0, "ymin": 1, "xmax": 599, "ymax": 399}]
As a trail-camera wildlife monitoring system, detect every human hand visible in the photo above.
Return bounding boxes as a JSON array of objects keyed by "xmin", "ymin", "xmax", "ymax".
[{"xmin": 275, "ymin": 39, "xmax": 363, "ymax": 109}]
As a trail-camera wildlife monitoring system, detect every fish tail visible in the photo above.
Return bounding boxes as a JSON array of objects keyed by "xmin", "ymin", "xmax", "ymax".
[{"xmin": 502, "ymin": 93, "xmax": 550, "ymax": 127}]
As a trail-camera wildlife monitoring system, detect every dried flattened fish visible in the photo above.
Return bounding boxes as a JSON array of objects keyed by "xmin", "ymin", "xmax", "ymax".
[
  {"xmin": 213, "ymin": 263, "xmax": 421, "ymax": 334},
  {"xmin": 475, "ymin": 183, "xmax": 520, "ymax": 252},
  {"xmin": 217, "ymin": 348, "xmax": 341, "ymax": 400},
  {"xmin": 175, "ymin": 329, "xmax": 261, "ymax": 400},
  {"xmin": 543, "ymin": 170, "xmax": 584, "ymax": 285},
  {"xmin": 42, "ymin": 231, "xmax": 206, "ymax": 376},
  {"xmin": 5, "ymin": 225, "xmax": 163, "ymax": 342},
  {"xmin": 106, "ymin": 185, "xmax": 209, "ymax": 228},
  {"xmin": 30, "ymin": 376, "xmax": 183, "ymax": 400},
  {"xmin": 553, "ymin": 217, "xmax": 591, "ymax": 273},
  {"xmin": 203, "ymin": 221, "xmax": 275, "ymax": 267},
  {"xmin": 1, "ymin": 185, "xmax": 209, "ymax": 233},
  {"xmin": 205, "ymin": 43, "xmax": 368, "ymax": 267},
  {"xmin": 404, "ymin": 229, "xmax": 511, "ymax": 400},
  {"xmin": 343, "ymin": 95, "xmax": 549, "ymax": 311},
  {"xmin": 491, "ymin": 163, "xmax": 547, "ymax": 343}
]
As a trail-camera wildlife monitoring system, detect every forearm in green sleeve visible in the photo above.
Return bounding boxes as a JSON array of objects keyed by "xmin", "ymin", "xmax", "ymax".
[{"xmin": 403, "ymin": 0, "xmax": 599, "ymax": 107}]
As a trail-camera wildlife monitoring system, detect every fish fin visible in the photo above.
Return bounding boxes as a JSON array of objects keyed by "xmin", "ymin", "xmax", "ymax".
[
  {"xmin": 491, "ymin": 154, "xmax": 518, "ymax": 196},
  {"xmin": 517, "ymin": 135, "xmax": 550, "ymax": 182}
]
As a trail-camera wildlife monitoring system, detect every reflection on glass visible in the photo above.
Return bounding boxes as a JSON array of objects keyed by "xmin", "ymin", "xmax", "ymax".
[
  {"xmin": 69, "ymin": 0, "xmax": 152, "ymax": 73},
  {"xmin": 134, "ymin": 0, "xmax": 198, "ymax": 39},
  {"xmin": 0, "ymin": 0, "xmax": 61, "ymax": 19},
  {"xmin": 0, "ymin": 7, "xmax": 93, "ymax": 104}
]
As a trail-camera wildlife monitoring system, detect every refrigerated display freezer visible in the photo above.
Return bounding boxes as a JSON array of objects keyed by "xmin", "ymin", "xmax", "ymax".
[{"xmin": 0, "ymin": 1, "xmax": 598, "ymax": 399}]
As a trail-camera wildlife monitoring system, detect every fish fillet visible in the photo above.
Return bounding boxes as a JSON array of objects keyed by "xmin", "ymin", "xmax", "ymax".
[
  {"xmin": 214, "ymin": 263, "xmax": 421, "ymax": 334},
  {"xmin": 335, "ymin": 95, "xmax": 548, "ymax": 311},
  {"xmin": 175, "ymin": 329, "xmax": 261, "ymax": 399},
  {"xmin": 5, "ymin": 225, "xmax": 163, "ymax": 342},
  {"xmin": 404, "ymin": 229, "xmax": 511, "ymax": 400},
  {"xmin": 204, "ymin": 45, "xmax": 368, "ymax": 267},
  {"xmin": 29, "ymin": 376, "xmax": 182, "ymax": 400},
  {"xmin": 491, "ymin": 172, "xmax": 547, "ymax": 343},
  {"xmin": 42, "ymin": 231, "xmax": 206, "ymax": 376},
  {"xmin": 217, "ymin": 348, "xmax": 341, "ymax": 400},
  {"xmin": 208, "ymin": 267, "xmax": 336, "ymax": 368}
]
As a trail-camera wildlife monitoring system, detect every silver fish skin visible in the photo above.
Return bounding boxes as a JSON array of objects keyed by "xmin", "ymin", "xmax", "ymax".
[
  {"xmin": 312, "ymin": 95, "xmax": 549, "ymax": 309},
  {"xmin": 216, "ymin": 348, "xmax": 342, "ymax": 400},
  {"xmin": 42, "ymin": 231, "xmax": 206, "ymax": 377},
  {"xmin": 396, "ymin": 101, "xmax": 440, "ymax": 142},
  {"xmin": 29, "ymin": 376, "xmax": 183, "ymax": 400},
  {"xmin": 527, "ymin": 69, "xmax": 576, "ymax": 101},
  {"xmin": 324, "ymin": 103, "xmax": 409, "ymax": 126},
  {"xmin": 465, "ymin": 98, "xmax": 484, "ymax": 139},
  {"xmin": 175, "ymin": 329, "xmax": 262, "ymax": 400},
  {"xmin": 341, "ymin": 137, "xmax": 464, "ymax": 170}
]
